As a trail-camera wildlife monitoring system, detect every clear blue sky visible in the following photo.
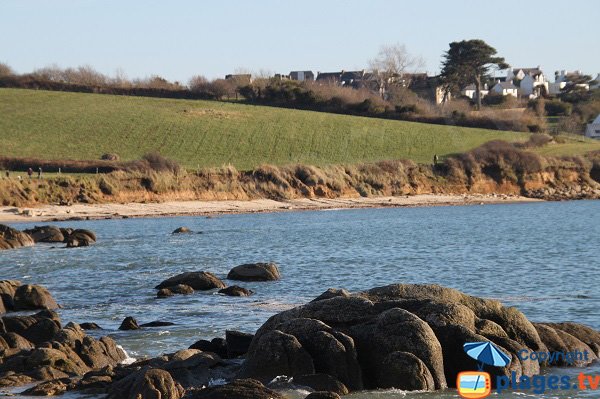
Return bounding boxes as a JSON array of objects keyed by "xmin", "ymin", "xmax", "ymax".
[{"xmin": 1, "ymin": 0, "xmax": 598, "ymax": 83}]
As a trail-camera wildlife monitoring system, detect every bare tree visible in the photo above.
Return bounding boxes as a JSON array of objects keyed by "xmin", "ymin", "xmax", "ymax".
[
  {"xmin": 0, "ymin": 62, "xmax": 14, "ymax": 77},
  {"xmin": 368, "ymin": 43, "xmax": 425, "ymax": 97},
  {"xmin": 188, "ymin": 75, "xmax": 210, "ymax": 93}
]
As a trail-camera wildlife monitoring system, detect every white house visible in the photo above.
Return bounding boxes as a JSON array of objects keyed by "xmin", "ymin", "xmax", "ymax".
[
  {"xmin": 492, "ymin": 81, "xmax": 519, "ymax": 97},
  {"xmin": 506, "ymin": 67, "xmax": 548, "ymax": 98},
  {"xmin": 461, "ymin": 83, "xmax": 489, "ymax": 100},
  {"xmin": 550, "ymin": 70, "xmax": 590, "ymax": 94},
  {"xmin": 586, "ymin": 115, "xmax": 600, "ymax": 139}
]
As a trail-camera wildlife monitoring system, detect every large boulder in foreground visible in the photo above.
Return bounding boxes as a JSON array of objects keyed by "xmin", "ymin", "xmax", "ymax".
[
  {"xmin": 0, "ymin": 224, "xmax": 34, "ymax": 250},
  {"xmin": 238, "ymin": 284, "xmax": 600, "ymax": 393},
  {"xmin": 227, "ymin": 262, "xmax": 280, "ymax": 281},
  {"xmin": 0, "ymin": 312, "xmax": 126, "ymax": 389},
  {"xmin": 156, "ymin": 272, "xmax": 225, "ymax": 291}
]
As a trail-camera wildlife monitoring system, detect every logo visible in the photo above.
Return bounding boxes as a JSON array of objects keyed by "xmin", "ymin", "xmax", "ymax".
[
  {"xmin": 457, "ymin": 371, "xmax": 491, "ymax": 399},
  {"xmin": 458, "ymin": 341, "xmax": 511, "ymax": 399}
]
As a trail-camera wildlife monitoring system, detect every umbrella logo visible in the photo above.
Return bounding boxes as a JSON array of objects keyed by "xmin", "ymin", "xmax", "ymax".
[{"xmin": 457, "ymin": 341, "xmax": 511, "ymax": 399}]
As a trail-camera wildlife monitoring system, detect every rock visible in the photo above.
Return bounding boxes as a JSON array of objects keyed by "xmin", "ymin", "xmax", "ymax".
[
  {"xmin": 156, "ymin": 272, "xmax": 226, "ymax": 291},
  {"xmin": 239, "ymin": 284, "xmax": 572, "ymax": 393},
  {"xmin": 535, "ymin": 323, "xmax": 597, "ymax": 366},
  {"xmin": 12, "ymin": 284, "xmax": 59, "ymax": 311},
  {"xmin": 119, "ymin": 317, "xmax": 140, "ymax": 331},
  {"xmin": 311, "ymin": 288, "xmax": 351, "ymax": 302},
  {"xmin": 305, "ymin": 392, "xmax": 341, "ymax": 399},
  {"xmin": 545, "ymin": 322, "xmax": 600, "ymax": 356},
  {"xmin": 0, "ymin": 280, "xmax": 21, "ymax": 312},
  {"xmin": 226, "ymin": 330, "xmax": 254, "ymax": 358},
  {"xmin": 80, "ymin": 322, "xmax": 102, "ymax": 330},
  {"xmin": 163, "ymin": 349, "xmax": 222, "ymax": 370},
  {"xmin": 65, "ymin": 229, "xmax": 96, "ymax": 248},
  {"xmin": 190, "ymin": 378, "xmax": 284, "ymax": 399},
  {"xmin": 219, "ymin": 285, "xmax": 254, "ymax": 297},
  {"xmin": 107, "ymin": 367, "xmax": 184, "ymax": 399},
  {"xmin": 157, "ymin": 284, "xmax": 194, "ymax": 298},
  {"xmin": 0, "ymin": 224, "xmax": 35, "ymax": 250},
  {"xmin": 227, "ymin": 262, "xmax": 281, "ymax": 281},
  {"xmin": 188, "ymin": 338, "xmax": 228, "ymax": 358},
  {"xmin": 157, "ymin": 288, "xmax": 175, "ymax": 298},
  {"xmin": 237, "ymin": 330, "xmax": 315, "ymax": 382},
  {"xmin": 292, "ymin": 374, "xmax": 349, "ymax": 395},
  {"xmin": 172, "ymin": 227, "xmax": 192, "ymax": 234},
  {"xmin": 21, "ymin": 378, "xmax": 71, "ymax": 396},
  {"xmin": 376, "ymin": 351, "xmax": 435, "ymax": 390},
  {"xmin": 23, "ymin": 226, "xmax": 65, "ymax": 243},
  {"xmin": 140, "ymin": 321, "xmax": 176, "ymax": 328}
]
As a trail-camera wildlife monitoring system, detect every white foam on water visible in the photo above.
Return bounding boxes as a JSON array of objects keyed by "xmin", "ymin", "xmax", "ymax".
[
  {"xmin": 117, "ymin": 345, "xmax": 136, "ymax": 365},
  {"xmin": 208, "ymin": 378, "xmax": 227, "ymax": 386}
]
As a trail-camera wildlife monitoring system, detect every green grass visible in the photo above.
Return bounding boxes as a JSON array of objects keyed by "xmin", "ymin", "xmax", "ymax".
[
  {"xmin": 0, "ymin": 87, "xmax": 578, "ymax": 170},
  {"xmin": 534, "ymin": 134, "xmax": 600, "ymax": 157}
]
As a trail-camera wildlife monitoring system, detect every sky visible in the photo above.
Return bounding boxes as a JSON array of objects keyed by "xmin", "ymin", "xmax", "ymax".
[{"xmin": 1, "ymin": 0, "xmax": 599, "ymax": 83}]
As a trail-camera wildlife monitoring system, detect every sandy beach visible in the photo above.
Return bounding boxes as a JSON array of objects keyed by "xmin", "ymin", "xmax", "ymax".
[{"xmin": 0, "ymin": 194, "xmax": 540, "ymax": 223}]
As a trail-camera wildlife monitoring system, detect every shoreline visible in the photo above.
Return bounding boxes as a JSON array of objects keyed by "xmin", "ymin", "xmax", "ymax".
[{"xmin": 0, "ymin": 193, "xmax": 541, "ymax": 223}]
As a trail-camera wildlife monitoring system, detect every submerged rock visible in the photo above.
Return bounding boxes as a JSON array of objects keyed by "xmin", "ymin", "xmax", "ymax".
[
  {"xmin": 172, "ymin": 227, "xmax": 192, "ymax": 234},
  {"xmin": 157, "ymin": 284, "xmax": 194, "ymax": 298},
  {"xmin": 219, "ymin": 285, "xmax": 254, "ymax": 297},
  {"xmin": 227, "ymin": 262, "xmax": 280, "ymax": 281},
  {"xmin": 237, "ymin": 283, "xmax": 600, "ymax": 393},
  {"xmin": 156, "ymin": 272, "xmax": 226, "ymax": 291}
]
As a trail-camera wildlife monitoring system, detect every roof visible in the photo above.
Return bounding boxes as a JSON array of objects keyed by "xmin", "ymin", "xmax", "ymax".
[
  {"xmin": 592, "ymin": 114, "xmax": 600, "ymax": 124},
  {"xmin": 316, "ymin": 72, "xmax": 342, "ymax": 81},
  {"xmin": 514, "ymin": 68, "xmax": 543, "ymax": 77}
]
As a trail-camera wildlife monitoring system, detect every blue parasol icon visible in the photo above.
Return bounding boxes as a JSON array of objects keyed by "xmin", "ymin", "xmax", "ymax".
[{"xmin": 463, "ymin": 341, "xmax": 511, "ymax": 370}]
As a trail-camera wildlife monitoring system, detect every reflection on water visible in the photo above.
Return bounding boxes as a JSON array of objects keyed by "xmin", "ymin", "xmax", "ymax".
[{"xmin": 3, "ymin": 200, "xmax": 600, "ymax": 398}]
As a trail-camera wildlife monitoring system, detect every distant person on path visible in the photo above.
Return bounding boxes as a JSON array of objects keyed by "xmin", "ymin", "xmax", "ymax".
[
  {"xmin": 27, "ymin": 168, "xmax": 33, "ymax": 179},
  {"xmin": 38, "ymin": 167, "xmax": 43, "ymax": 179},
  {"xmin": 433, "ymin": 154, "xmax": 439, "ymax": 165},
  {"xmin": 4, "ymin": 171, "xmax": 8, "ymax": 179}
]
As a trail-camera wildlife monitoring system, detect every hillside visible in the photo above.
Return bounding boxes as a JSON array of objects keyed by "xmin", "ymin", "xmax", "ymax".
[
  {"xmin": 0, "ymin": 88, "xmax": 533, "ymax": 170},
  {"xmin": 2, "ymin": 89, "xmax": 599, "ymax": 170}
]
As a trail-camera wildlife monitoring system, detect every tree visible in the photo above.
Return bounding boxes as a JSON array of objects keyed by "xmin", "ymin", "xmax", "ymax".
[
  {"xmin": 0, "ymin": 62, "xmax": 14, "ymax": 77},
  {"xmin": 440, "ymin": 39, "xmax": 509, "ymax": 109},
  {"xmin": 369, "ymin": 43, "xmax": 424, "ymax": 97}
]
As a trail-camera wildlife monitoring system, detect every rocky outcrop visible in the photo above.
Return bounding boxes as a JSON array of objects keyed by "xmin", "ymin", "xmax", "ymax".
[
  {"xmin": 227, "ymin": 262, "xmax": 280, "ymax": 281},
  {"xmin": 0, "ymin": 224, "xmax": 34, "ymax": 250},
  {"xmin": 23, "ymin": 225, "xmax": 65, "ymax": 243},
  {"xmin": 0, "ymin": 281, "xmax": 59, "ymax": 314},
  {"xmin": 172, "ymin": 227, "xmax": 192, "ymax": 234},
  {"xmin": 190, "ymin": 378, "xmax": 284, "ymax": 399},
  {"xmin": 156, "ymin": 272, "xmax": 226, "ymax": 291},
  {"xmin": 0, "ymin": 312, "xmax": 126, "ymax": 389},
  {"xmin": 238, "ymin": 284, "xmax": 600, "ymax": 393},
  {"xmin": 225, "ymin": 330, "xmax": 253, "ymax": 358}
]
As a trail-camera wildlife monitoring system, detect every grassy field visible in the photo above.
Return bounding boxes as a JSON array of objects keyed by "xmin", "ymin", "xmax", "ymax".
[{"xmin": 1, "ymin": 88, "xmax": 599, "ymax": 170}]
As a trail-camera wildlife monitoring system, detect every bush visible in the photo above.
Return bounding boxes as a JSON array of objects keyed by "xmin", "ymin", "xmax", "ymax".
[{"xmin": 545, "ymin": 100, "xmax": 572, "ymax": 116}]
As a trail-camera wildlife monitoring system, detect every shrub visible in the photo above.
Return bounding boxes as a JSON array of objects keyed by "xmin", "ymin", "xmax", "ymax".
[{"xmin": 545, "ymin": 100, "xmax": 572, "ymax": 116}]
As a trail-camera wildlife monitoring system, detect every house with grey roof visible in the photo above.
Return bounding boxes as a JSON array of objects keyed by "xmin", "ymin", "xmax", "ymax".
[
  {"xmin": 491, "ymin": 80, "xmax": 519, "ymax": 97},
  {"xmin": 289, "ymin": 71, "xmax": 314, "ymax": 81}
]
